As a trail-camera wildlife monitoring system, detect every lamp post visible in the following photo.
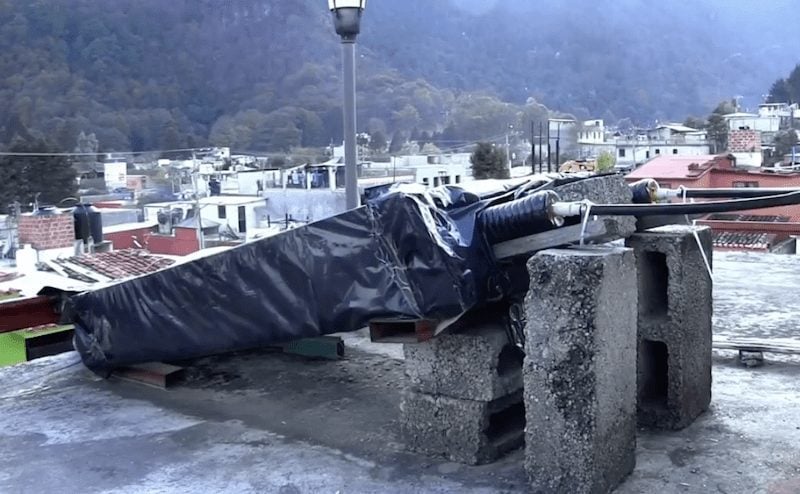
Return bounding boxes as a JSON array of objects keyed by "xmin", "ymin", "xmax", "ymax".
[{"xmin": 328, "ymin": 0, "xmax": 366, "ymax": 210}]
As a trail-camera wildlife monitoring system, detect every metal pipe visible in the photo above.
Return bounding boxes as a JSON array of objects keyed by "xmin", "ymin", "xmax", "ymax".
[
  {"xmin": 342, "ymin": 41, "xmax": 359, "ymax": 209},
  {"xmin": 554, "ymin": 190, "xmax": 800, "ymax": 217},
  {"xmin": 659, "ymin": 187, "xmax": 800, "ymax": 199},
  {"xmin": 479, "ymin": 190, "xmax": 561, "ymax": 244}
]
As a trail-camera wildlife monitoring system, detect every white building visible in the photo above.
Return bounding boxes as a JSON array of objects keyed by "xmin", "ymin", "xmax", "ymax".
[
  {"xmin": 144, "ymin": 196, "xmax": 269, "ymax": 238},
  {"xmin": 577, "ymin": 120, "xmax": 711, "ymax": 171},
  {"xmin": 383, "ymin": 153, "xmax": 473, "ymax": 187},
  {"xmin": 724, "ymin": 103, "xmax": 798, "ymax": 145},
  {"xmin": 103, "ymin": 158, "xmax": 128, "ymax": 190}
]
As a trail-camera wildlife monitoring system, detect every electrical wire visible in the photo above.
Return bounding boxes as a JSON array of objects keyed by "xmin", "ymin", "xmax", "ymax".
[
  {"xmin": 584, "ymin": 190, "xmax": 800, "ymax": 217},
  {"xmin": 0, "ymin": 147, "xmax": 216, "ymax": 157},
  {"xmin": 673, "ymin": 187, "xmax": 800, "ymax": 199}
]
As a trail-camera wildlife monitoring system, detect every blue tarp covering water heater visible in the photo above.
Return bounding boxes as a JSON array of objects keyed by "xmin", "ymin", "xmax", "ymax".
[{"xmin": 67, "ymin": 174, "xmax": 800, "ymax": 372}]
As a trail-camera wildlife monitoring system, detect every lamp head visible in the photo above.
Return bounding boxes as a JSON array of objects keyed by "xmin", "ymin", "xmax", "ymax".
[{"xmin": 328, "ymin": 0, "xmax": 366, "ymax": 42}]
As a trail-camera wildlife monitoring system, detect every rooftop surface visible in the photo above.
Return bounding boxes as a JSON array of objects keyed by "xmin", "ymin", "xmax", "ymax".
[
  {"xmin": 626, "ymin": 155, "xmax": 720, "ymax": 180},
  {"xmin": 2, "ymin": 251, "xmax": 800, "ymax": 493}
]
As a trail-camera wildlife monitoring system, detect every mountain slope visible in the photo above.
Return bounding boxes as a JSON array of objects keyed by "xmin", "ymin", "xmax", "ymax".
[{"xmin": 0, "ymin": 0, "xmax": 796, "ymax": 153}]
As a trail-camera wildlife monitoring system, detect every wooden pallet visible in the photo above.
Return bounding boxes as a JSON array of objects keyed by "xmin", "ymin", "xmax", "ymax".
[
  {"xmin": 369, "ymin": 318, "xmax": 436, "ymax": 344},
  {"xmin": 112, "ymin": 362, "xmax": 185, "ymax": 389}
]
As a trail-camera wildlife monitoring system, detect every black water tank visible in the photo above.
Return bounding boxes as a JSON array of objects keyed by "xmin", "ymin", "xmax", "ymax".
[
  {"xmin": 34, "ymin": 206, "xmax": 60, "ymax": 216},
  {"xmin": 88, "ymin": 205, "xmax": 103, "ymax": 244},
  {"xmin": 73, "ymin": 204, "xmax": 91, "ymax": 243}
]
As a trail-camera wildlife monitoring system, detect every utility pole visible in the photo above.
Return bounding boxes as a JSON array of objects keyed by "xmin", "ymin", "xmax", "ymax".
[
  {"xmin": 530, "ymin": 121, "xmax": 535, "ymax": 174},
  {"xmin": 546, "ymin": 120, "xmax": 552, "ymax": 173},
  {"xmin": 538, "ymin": 122, "xmax": 544, "ymax": 174},
  {"xmin": 555, "ymin": 121, "xmax": 561, "ymax": 168},
  {"xmin": 505, "ymin": 132, "xmax": 511, "ymax": 172},
  {"xmin": 328, "ymin": 1, "xmax": 367, "ymax": 210},
  {"xmin": 191, "ymin": 152, "xmax": 204, "ymax": 251}
]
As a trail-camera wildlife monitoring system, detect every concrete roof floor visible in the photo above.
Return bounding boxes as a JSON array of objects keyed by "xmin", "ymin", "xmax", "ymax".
[{"xmin": 1, "ymin": 251, "xmax": 800, "ymax": 493}]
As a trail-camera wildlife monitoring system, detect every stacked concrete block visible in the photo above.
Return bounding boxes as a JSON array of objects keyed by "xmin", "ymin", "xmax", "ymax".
[
  {"xmin": 553, "ymin": 175, "xmax": 637, "ymax": 242},
  {"xmin": 626, "ymin": 225, "xmax": 713, "ymax": 430},
  {"xmin": 400, "ymin": 313, "xmax": 525, "ymax": 465},
  {"xmin": 524, "ymin": 247, "xmax": 638, "ymax": 494}
]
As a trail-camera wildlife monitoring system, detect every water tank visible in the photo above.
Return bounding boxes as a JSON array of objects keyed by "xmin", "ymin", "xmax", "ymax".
[
  {"xmin": 34, "ymin": 206, "xmax": 60, "ymax": 216},
  {"xmin": 157, "ymin": 209, "xmax": 171, "ymax": 235},
  {"xmin": 73, "ymin": 204, "xmax": 91, "ymax": 243},
  {"xmin": 88, "ymin": 205, "xmax": 103, "ymax": 244},
  {"xmin": 171, "ymin": 208, "xmax": 184, "ymax": 224}
]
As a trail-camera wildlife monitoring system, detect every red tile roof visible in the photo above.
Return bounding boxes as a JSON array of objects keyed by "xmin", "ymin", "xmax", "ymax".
[
  {"xmin": 626, "ymin": 155, "xmax": 721, "ymax": 180},
  {"xmin": 713, "ymin": 231, "xmax": 777, "ymax": 250},
  {"xmin": 53, "ymin": 250, "xmax": 174, "ymax": 281}
]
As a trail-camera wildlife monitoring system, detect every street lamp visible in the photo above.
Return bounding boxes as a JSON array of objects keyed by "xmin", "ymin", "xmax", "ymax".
[{"xmin": 328, "ymin": 0, "xmax": 366, "ymax": 210}]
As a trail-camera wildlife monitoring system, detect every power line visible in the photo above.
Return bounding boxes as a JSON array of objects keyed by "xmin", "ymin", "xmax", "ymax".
[{"xmin": 0, "ymin": 147, "xmax": 216, "ymax": 157}]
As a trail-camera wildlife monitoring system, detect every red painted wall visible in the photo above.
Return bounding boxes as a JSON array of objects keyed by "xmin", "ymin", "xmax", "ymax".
[
  {"xmin": 105, "ymin": 227, "xmax": 153, "ymax": 250},
  {"xmin": 144, "ymin": 227, "xmax": 200, "ymax": 256},
  {"xmin": 105, "ymin": 226, "xmax": 200, "ymax": 256}
]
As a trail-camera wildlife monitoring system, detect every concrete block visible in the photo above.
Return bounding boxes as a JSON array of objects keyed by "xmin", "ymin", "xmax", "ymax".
[
  {"xmin": 399, "ymin": 389, "xmax": 524, "ymax": 465},
  {"xmin": 554, "ymin": 174, "xmax": 637, "ymax": 241},
  {"xmin": 403, "ymin": 315, "xmax": 523, "ymax": 402},
  {"xmin": 626, "ymin": 225, "xmax": 713, "ymax": 430},
  {"xmin": 524, "ymin": 247, "xmax": 637, "ymax": 494}
]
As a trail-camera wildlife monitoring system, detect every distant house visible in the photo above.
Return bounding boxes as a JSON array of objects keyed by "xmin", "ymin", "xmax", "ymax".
[
  {"xmin": 577, "ymin": 120, "xmax": 710, "ymax": 171},
  {"xmin": 626, "ymin": 154, "xmax": 800, "ymax": 253},
  {"xmin": 143, "ymin": 196, "xmax": 268, "ymax": 238}
]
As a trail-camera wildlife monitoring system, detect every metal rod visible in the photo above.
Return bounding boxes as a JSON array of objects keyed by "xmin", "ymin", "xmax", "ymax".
[
  {"xmin": 546, "ymin": 120, "xmax": 551, "ymax": 173},
  {"xmin": 555, "ymin": 123, "xmax": 561, "ymax": 169},
  {"xmin": 341, "ymin": 41, "xmax": 359, "ymax": 210},
  {"xmin": 555, "ymin": 190, "xmax": 800, "ymax": 217},
  {"xmin": 530, "ymin": 121, "xmax": 535, "ymax": 174},
  {"xmin": 664, "ymin": 187, "xmax": 800, "ymax": 199},
  {"xmin": 538, "ymin": 122, "xmax": 543, "ymax": 173}
]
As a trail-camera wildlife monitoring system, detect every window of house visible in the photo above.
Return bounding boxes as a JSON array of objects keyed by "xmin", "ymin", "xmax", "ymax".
[
  {"xmin": 433, "ymin": 177, "xmax": 440, "ymax": 187},
  {"xmin": 619, "ymin": 148, "xmax": 626, "ymax": 158},
  {"xmin": 733, "ymin": 181, "xmax": 759, "ymax": 188},
  {"xmin": 218, "ymin": 205, "xmax": 226, "ymax": 219},
  {"xmin": 422, "ymin": 177, "xmax": 429, "ymax": 186},
  {"xmin": 645, "ymin": 151, "xmax": 650, "ymax": 159},
  {"xmin": 655, "ymin": 149, "xmax": 661, "ymax": 155},
  {"xmin": 672, "ymin": 149, "xmax": 678, "ymax": 154},
  {"xmin": 455, "ymin": 175, "xmax": 461, "ymax": 184},
  {"xmin": 442, "ymin": 176, "xmax": 451, "ymax": 185}
]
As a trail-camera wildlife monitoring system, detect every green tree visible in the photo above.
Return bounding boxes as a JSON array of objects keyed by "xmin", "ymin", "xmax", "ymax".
[
  {"xmin": 767, "ymin": 78, "xmax": 792, "ymax": 104},
  {"xmin": 470, "ymin": 142, "xmax": 508, "ymax": 179},
  {"xmin": 707, "ymin": 100, "xmax": 735, "ymax": 153},
  {"xmin": 370, "ymin": 130, "xmax": 387, "ymax": 152},
  {"xmin": 388, "ymin": 131, "xmax": 405, "ymax": 153},
  {"xmin": 771, "ymin": 130, "xmax": 799, "ymax": 165},
  {"xmin": 595, "ymin": 150, "xmax": 616, "ymax": 172},
  {"xmin": 0, "ymin": 137, "xmax": 78, "ymax": 207},
  {"xmin": 683, "ymin": 116, "xmax": 707, "ymax": 130}
]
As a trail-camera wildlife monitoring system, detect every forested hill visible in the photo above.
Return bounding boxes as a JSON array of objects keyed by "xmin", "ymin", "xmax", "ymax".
[{"xmin": 0, "ymin": 0, "xmax": 797, "ymax": 153}]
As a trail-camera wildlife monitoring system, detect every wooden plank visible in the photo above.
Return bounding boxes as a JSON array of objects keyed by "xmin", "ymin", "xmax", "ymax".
[
  {"xmin": 369, "ymin": 319, "xmax": 436, "ymax": 344},
  {"xmin": 0, "ymin": 296, "xmax": 60, "ymax": 334},
  {"xmin": 492, "ymin": 221, "xmax": 609, "ymax": 260},
  {"xmin": 713, "ymin": 338, "xmax": 800, "ymax": 355},
  {"xmin": 278, "ymin": 336, "xmax": 345, "ymax": 360},
  {"xmin": 112, "ymin": 362, "xmax": 185, "ymax": 389}
]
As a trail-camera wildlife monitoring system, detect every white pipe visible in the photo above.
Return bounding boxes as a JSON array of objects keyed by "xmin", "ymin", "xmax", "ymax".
[{"xmin": 551, "ymin": 201, "xmax": 584, "ymax": 218}]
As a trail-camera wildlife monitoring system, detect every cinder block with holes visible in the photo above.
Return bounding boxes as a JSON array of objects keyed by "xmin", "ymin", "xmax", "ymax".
[
  {"xmin": 626, "ymin": 225, "xmax": 713, "ymax": 430},
  {"xmin": 524, "ymin": 247, "xmax": 637, "ymax": 494},
  {"xmin": 399, "ymin": 389, "xmax": 524, "ymax": 465},
  {"xmin": 402, "ymin": 313, "xmax": 523, "ymax": 402}
]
